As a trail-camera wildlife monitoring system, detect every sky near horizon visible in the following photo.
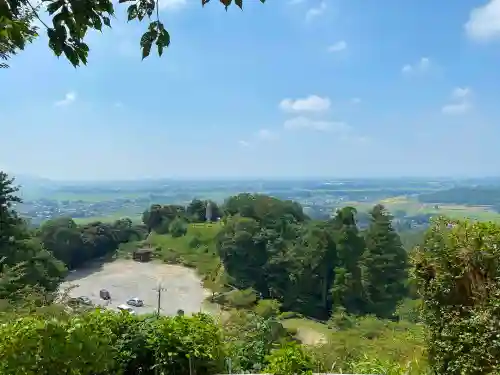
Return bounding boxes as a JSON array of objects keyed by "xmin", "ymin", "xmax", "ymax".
[{"xmin": 2, "ymin": 0, "xmax": 500, "ymax": 180}]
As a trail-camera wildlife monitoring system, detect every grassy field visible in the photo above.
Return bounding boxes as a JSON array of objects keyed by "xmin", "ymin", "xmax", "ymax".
[
  {"xmin": 348, "ymin": 196, "xmax": 500, "ymax": 222},
  {"xmin": 146, "ymin": 222, "xmax": 223, "ymax": 276},
  {"xmin": 73, "ymin": 214, "xmax": 142, "ymax": 224}
]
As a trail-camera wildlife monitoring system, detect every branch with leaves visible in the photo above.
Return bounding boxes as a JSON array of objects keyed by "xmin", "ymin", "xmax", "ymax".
[{"xmin": 0, "ymin": 0, "xmax": 266, "ymax": 68}]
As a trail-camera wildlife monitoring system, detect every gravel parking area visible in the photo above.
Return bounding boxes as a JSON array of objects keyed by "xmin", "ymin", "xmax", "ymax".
[{"xmin": 60, "ymin": 260, "xmax": 210, "ymax": 316}]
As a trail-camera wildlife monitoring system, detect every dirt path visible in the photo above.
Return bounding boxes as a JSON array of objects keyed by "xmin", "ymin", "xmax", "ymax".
[
  {"xmin": 295, "ymin": 328, "xmax": 328, "ymax": 345},
  {"xmin": 60, "ymin": 260, "xmax": 211, "ymax": 316}
]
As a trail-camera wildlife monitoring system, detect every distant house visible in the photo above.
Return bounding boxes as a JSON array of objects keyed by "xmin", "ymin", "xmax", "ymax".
[{"xmin": 133, "ymin": 248, "xmax": 153, "ymax": 262}]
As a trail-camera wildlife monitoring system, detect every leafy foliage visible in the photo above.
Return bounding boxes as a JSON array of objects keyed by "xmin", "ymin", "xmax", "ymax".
[
  {"xmin": 264, "ymin": 342, "xmax": 316, "ymax": 375},
  {"xmin": 38, "ymin": 216, "xmax": 147, "ymax": 269},
  {"xmin": 0, "ymin": 309, "xmax": 225, "ymax": 375},
  {"xmin": 0, "ymin": 3, "xmax": 38, "ymax": 68},
  {"xmin": 413, "ymin": 217, "xmax": 500, "ymax": 374},
  {"xmin": 223, "ymin": 309, "xmax": 291, "ymax": 373},
  {"xmin": 0, "ymin": 172, "xmax": 66, "ymax": 300},
  {"xmin": 254, "ymin": 298, "xmax": 282, "ymax": 319},
  {"xmin": 0, "ymin": 0, "xmax": 266, "ymax": 67},
  {"xmin": 215, "ymin": 195, "xmax": 408, "ymax": 320},
  {"xmin": 169, "ymin": 217, "xmax": 188, "ymax": 238}
]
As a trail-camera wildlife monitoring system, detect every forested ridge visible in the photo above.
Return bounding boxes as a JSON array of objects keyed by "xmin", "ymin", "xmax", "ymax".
[
  {"xmin": 140, "ymin": 193, "xmax": 409, "ymax": 320},
  {"xmin": 2, "ymin": 171, "xmax": 500, "ymax": 374}
]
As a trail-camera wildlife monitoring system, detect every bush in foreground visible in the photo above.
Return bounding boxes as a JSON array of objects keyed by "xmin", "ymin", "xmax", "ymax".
[
  {"xmin": 414, "ymin": 217, "xmax": 500, "ymax": 374},
  {"xmin": 0, "ymin": 310, "xmax": 225, "ymax": 375}
]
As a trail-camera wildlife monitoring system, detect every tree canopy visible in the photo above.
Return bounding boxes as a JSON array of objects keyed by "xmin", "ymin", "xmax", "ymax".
[
  {"xmin": 0, "ymin": 0, "xmax": 266, "ymax": 68},
  {"xmin": 0, "ymin": 172, "xmax": 66, "ymax": 300}
]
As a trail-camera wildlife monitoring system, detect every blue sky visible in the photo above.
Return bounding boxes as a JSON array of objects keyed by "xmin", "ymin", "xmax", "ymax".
[{"xmin": 2, "ymin": 0, "xmax": 500, "ymax": 180}]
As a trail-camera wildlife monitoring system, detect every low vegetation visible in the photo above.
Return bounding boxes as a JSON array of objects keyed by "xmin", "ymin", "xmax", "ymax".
[{"xmin": 1, "ymin": 170, "xmax": 500, "ymax": 374}]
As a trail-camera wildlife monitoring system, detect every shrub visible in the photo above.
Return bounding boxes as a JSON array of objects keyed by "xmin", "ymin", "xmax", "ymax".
[
  {"xmin": 264, "ymin": 342, "xmax": 316, "ymax": 375},
  {"xmin": 217, "ymin": 288, "xmax": 258, "ymax": 309},
  {"xmin": 170, "ymin": 218, "xmax": 188, "ymax": 238},
  {"xmin": 413, "ymin": 217, "xmax": 500, "ymax": 374},
  {"xmin": 0, "ymin": 310, "xmax": 225, "ymax": 375},
  {"xmin": 155, "ymin": 218, "xmax": 171, "ymax": 235},
  {"xmin": 254, "ymin": 299, "xmax": 282, "ymax": 319}
]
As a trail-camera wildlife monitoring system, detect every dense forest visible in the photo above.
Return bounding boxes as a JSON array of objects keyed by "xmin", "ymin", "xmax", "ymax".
[
  {"xmin": 2, "ymin": 170, "xmax": 500, "ymax": 374},
  {"xmin": 141, "ymin": 193, "xmax": 409, "ymax": 320}
]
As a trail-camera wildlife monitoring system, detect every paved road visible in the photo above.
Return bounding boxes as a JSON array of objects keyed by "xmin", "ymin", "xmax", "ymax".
[{"xmin": 60, "ymin": 260, "xmax": 210, "ymax": 316}]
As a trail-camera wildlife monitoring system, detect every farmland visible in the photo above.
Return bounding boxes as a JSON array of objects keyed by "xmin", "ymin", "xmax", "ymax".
[{"xmin": 13, "ymin": 177, "xmax": 500, "ymax": 228}]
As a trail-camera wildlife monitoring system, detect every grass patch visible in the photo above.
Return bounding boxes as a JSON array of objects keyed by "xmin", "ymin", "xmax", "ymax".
[
  {"xmin": 73, "ymin": 214, "xmax": 142, "ymax": 224},
  {"xmin": 146, "ymin": 222, "xmax": 223, "ymax": 277}
]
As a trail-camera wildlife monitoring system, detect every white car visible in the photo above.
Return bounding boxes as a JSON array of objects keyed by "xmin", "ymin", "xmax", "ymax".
[
  {"xmin": 117, "ymin": 304, "xmax": 136, "ymax": 315},
  {"xmin": 126, "ymin": 297, "xmax": 144, "ymax": 307}
]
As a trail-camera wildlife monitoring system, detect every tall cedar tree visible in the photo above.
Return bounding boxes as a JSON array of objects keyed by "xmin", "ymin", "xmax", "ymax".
[
  {"xmin": 330, "ymin": 207, "xmax": 366, "ymax": 314},
  {"xmin": 361, "ymin": 204, "xmax": 408, "ymax": 318}
]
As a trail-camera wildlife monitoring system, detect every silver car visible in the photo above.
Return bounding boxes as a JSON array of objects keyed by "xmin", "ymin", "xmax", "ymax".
[
  {"xmin": 117, "ymin": 304, "xmax": 136, "ymax": 315},
  {"xmin": 126, "ymin": 297, "xmax": 144, "ymax": 307}
]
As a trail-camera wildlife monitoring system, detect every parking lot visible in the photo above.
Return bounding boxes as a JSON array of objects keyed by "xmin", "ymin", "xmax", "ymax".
[{"xmin": 60, "ymin": 260, "xmax": 211, "ymax": 316}]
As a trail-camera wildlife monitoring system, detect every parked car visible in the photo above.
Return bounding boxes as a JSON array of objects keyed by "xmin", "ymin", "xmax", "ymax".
[
  {"xmin": 100, "ymin": 289, "xmax": 111, "ymax": 300},
  {"xmin": 117, "ymin": 304, "xmax": 136, "ymax": 315},
  {"xmin": 79, "ymin": 296, "xmax": 92, "ymax": 305},
  {"xmin": 126, "ymin": 297, "xmax": 144, "ymax": 307},
  {"xmin": 68, "ymin": 296, "xmax": 92, "ymax": 306}
]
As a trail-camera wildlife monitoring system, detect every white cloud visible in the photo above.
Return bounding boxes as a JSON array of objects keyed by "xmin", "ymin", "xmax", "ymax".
[
  {"xmin": 401, "ymin": 57, "xmax": 431, "ymax": 74},
  {"xmin": 256, "ymin": 129, "xmax": 277, "ymax": 141},
  {"xmin": 306, "ymin": 1, "xmax": 327, "ymax": 21},
  {"xmin": 238, "ymin": 140, "xmax": 250, "ymax": 147},
  {"xmin": 327, "ymin": 40, "xmax": 347, "ymax": 52},
  {"xmin": 452, "ymin": 87, "xmax": 471, "ymax": 99},
  {"xmin": 283, "ymin": 116, "xmax": 350, "ymax": 132},
  {"xmin": 465, "ymin": 0, "xmax": 500, "ymax": 41},
  {"xmin": 441, "ymin": 102, "xmax": 472, "ymax": 115},
  {"xmin": 442, "ymin": 87, "xmax": 473, "ymax": 115},
  {"xmin": 54, "ymin": 91, "xmax": 77, "ymax": 107},
  {"xmin": 158, "ymin": 0, "xmax": 186, "ymax": 10},
  {"xmin": 279, "ymin": 95, "xmax": 331, "ymax": 113}
]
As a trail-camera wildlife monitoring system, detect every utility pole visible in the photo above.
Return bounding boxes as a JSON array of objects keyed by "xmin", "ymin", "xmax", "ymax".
[{"xmin": 153, "ymin": 282, "xmax": 167, "ymax": 317}]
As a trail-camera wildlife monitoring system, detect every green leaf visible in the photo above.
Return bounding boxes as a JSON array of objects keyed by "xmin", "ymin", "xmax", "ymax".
[
  {"xmin": 91, "ymin": 13, "xmax": 103, "ymax": 31},
  {"xmin": 140, "ymin": 30, "xmax": 154, "ymax": 60},
  {"xmin": 46, "ymin": 0, "xmax": 65, "ymax": 15},
  {"xmin": 235, "ymin": 0, "xmax": 242, "ymax": 9},
  {"xmin": 141, "ymin": 42, "xmax": 151, "ymax": 59},
  {"xmin": 156, "ymin": 26, "xmax": 170, "ymax": 56},
  {"xmin": 63, "ymin": 45, "xmax": 79, "ymax": 67},
  {"xmin": 102, "ymin": 16, "xmax": 111, "ymax": 27},
  {"xmin": 51, "ymin": 12, "xmax": 66, "ymax": 28},
  {"xmin": 127, "ymin": 4, "xmax": 138, "ymax": 21}
]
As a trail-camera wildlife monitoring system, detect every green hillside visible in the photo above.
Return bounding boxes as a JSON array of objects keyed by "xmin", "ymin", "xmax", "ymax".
[{"xmin": 145, "ymin": 222, "xmax": 223, "ymax": 276}]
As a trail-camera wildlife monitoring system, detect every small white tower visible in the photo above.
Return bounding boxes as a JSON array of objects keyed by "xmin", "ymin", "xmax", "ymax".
[{"xmin": 205, "ymin": 201, "xmax": 213, "ymax": 222}]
